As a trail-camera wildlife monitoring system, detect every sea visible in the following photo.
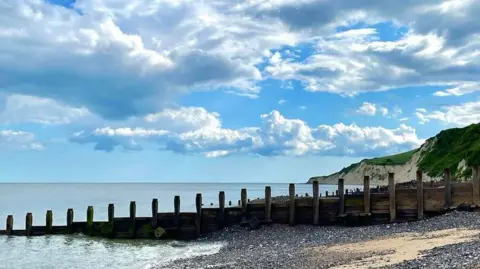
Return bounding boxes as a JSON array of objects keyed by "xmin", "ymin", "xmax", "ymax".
[{"xmin": 0, "ymin": 183, "xmax": 360, "ymax": 269}]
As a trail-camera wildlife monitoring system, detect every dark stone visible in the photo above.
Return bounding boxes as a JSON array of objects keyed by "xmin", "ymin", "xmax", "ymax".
[
  {"xmin": 456, "ymin": 203, "xmax": 470, "ymax": 212},
  {"xmin": 248, "ymin": 217, "xmax": 260, "ymax": 230}
]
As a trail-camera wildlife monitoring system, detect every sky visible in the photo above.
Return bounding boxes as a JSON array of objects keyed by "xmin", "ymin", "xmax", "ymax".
[{"xmin": 0, "ymin": 0, "xmax": 480, "ymax": 183}]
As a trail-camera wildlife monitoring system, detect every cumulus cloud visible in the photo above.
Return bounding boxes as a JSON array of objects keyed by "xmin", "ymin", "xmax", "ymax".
[
  {"xmin": 0, "ymin": 94, "xmax": 92, "ymax": 125},
  {"xmin": 356, "ymin": 102, "xmax": 390, "ymax": 117},
  {"xmin": 415, "ymin": 101, "xmax": 480, "ymax": 127},
  {"xmin": 0, "ymin": 130, "xmax": 43, "ymax": 150},
  {"xmin": 261, "ymin": 0, "xmax": 480, "ymax": 96},
  {"xmin": 278, "ymin": 99, "xmax": 287, "ymax": 105},
  {"xmin": 0, "ymin": 0, "xmax": 479, "ymax": 124},
  {"xmin": 72, "ymin": 107, "xmax": 423, "ymax": 157},
  {"xmin": 357, "ymin": 102, "xmax": 377, "ymax": 116}
]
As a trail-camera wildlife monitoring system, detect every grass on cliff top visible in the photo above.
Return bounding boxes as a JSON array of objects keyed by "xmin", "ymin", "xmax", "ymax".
[
  {"xmin": 365, "ymin": 150, "xmax": 417, "ymax": 165},
  {"xmin": 419, "ymin": 123, "xmax": 480, "ymax": 178}
]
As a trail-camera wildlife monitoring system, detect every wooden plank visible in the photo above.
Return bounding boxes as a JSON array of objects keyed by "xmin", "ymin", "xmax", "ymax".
[
  {"xmin": 416, "ymin": 170, "xmax": 424, "ymax": 220},
  {"xmin": 265, "ymin": 186, "xmax": 272, "ymax": 222},
  {"xmin": 389, "ymin": 173, "xmax": 396, "ymax": 222},
  {"xmin": 364, "ymin": 176, "xmax": 370, "ymax": 214},
  {"xmin": 444, "ymin": 168, "xmax": 452, "ymax": 208},
  {"xmin": 25, "ymin": 213, "xmax": 32, "ymax": 236},
  {"xmin": 174, "ymin": 196, "xmax": 180, "ymax": 228},
  {"xmin": 67, "ymin": 208, "xmax": 74, "ymax": 233},
  {"xmin": 289, "ymin": 183, "xmax": 295, "ymax": 226},
  {"xmin": 241, "ymin": 188, "xmax": 247, "ymax": 222},
  {"xmin": 130, "ymin": 201, "xmax": 136, "ymax": 238},
  {"xmin": 473, "ymin": 166, "xmax": 480, "ymax": 205},
  {"xmin": 338, "ymin": 178, "xmax": 345, "ymax": 215},
  {"xmin": 86, "ymin": 206, "xmax": 94, "ymax": 235},
  {"xmin": 196, "ymin": 193, "xmax": 203, "ymax": 236},
  {"xmin": 151, "ymin": 199, "xmax": 158, "ymax": 228},
  {"xmin": 312, "ymin": 181, "xmax": 319, "ymax": 225},
  {"xmin": 46, "ymin": 210, "xmax": 53, "ymax": 234}
]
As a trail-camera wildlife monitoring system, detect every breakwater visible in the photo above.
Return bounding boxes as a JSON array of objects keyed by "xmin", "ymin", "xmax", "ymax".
[{"xmin": 2, "ymin": 168, "xmax": 479, "ymax": 240}]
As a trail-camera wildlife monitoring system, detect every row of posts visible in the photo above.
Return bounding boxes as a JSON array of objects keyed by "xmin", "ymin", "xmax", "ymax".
[{"xmin": 5, "ymin": 168, "xmax": 476, "ymax": 235}]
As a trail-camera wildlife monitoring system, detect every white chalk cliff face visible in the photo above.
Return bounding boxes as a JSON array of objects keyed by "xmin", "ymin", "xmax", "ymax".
[{"xmin": 308, "ymin": 138, "xmax": 447, "ymax": 185}]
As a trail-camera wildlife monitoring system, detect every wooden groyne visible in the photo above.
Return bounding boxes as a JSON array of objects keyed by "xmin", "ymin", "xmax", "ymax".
[{"xmin": 2, "ymin": 168, "xmax": 480, "ymax": 240}]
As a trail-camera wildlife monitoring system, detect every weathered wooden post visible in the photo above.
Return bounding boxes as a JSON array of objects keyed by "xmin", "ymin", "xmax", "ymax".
[
  {"xmin": 364, "ymin": 176, "xmax": 371, "ymax": 214},
  {"xmin": 196, "ymin": 193, "xmax": 202, "ymax": 236},
  {"xmin": 218, "ymin": 191, "xmax": 225, "ymax": 228},
  {"xmin": 107, "ymin": 203, "xmax": 115, "ymax": 237},
  {"xmin": 238, "ymin": 200, "xmax": 241, "ymax": 206},
  {"xmin": 46, "ymin": 210, "xmax": 53, "ymax": 234},
  {"xmin": 326, "ymin": 191, "xmax": 329, "ymax": 197},
  {"xmin": 265, "ymin": 186, "xmax": 272, "ymax": 223},
  {"xmin": 473, "ymin": 166, "xmax": 480, "ymax": 205},
  {"xmin": 312, "ymin": 181, "xmax": 319, "ymax": 225},
  {"xmin": 174, "ymin": 196, "xmax": 181, "ymax": 229},
  {"xmin": 6, "ymin": 215, "xmax": 13, "ymax": 235},
  {"xmin": 345, "ymin": 188, "xmax": 349, "ymax": 195},
  {"xmin": 335, "ymin": 190, "xmax": 338, "ymax": 196},
  {"xmin": 241, "ymin": 188, "xmax": 247, "ymax": 222},
  {"xmin": 338, "ymin": 178, "xmax": 345, "ymax": 216},
  {"xmin": 229, "ymin": 200, "xmax": 232, "ymax": 206},
  {"xmin": 444, "ymin": 168, "xmax": 452, "ymax": 209},
  {"xmin": 129, "ymin": 201, "xmax": 136, "ymax": 238},
  {"xmin": 151, "ymin": 199, "xmax": 158, "ymax": 228},
  {"xmin": 416, "ymin": 170, "xmax": 424, "ymax": 220},
  {"xmin": 25, "ymin": 213, "xmax": 33, "ymax": 236},
  {"xmin": 389, "ymin": 173, "xmax": 396, "ymax": 222},
  {"xmin": 67, "ymin": 208, "xmax": 74, "ymax": 233},
  {"xmin": 289, "ymin": 183, "xmax": 295, "ymax": 226},
  {"xmin": 86, "ymin": 206, "xmax": 94, "ymax": 235}
]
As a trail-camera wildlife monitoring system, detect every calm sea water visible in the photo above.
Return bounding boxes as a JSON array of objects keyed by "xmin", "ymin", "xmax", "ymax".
[{"xmin": 0, "ymin": 183, "xmax": 360, "ymax": 269}]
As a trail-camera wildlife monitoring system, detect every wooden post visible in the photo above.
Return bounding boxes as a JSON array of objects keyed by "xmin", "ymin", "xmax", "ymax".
[
  {"xmin": 6, "ymin": 215, "xmax": 13, "ymax": 235},
  {"xmin": 107, "ymin": 203, "xmax": 115, "ymax": 225},
  {"xmin": 46, "ymin": 210, "xmax": 53, "ymax": 234},
  {"xmin": 151, "ymin": 199, "xmax": 158, "ymax": 228},
  {"xmin": 196, "ymin": 193, "xmax": 202, "ymax": 236},
  {"xmin": 229, "ymin": 200, "xmax": 232, "ymax": 206},
  {"xmin": 416, "ymin": 170, "xmax": 424, "ymax": 220},
  {"xmin": 238, "ymin": 200, "xmax": 241, "ymax": 206},
  {"xmin": 312, "ymin": 181, "xmax": 319, "ymax": 225},
  {"xmin": 389, "ymin": 173, "xmax": 396, "ymax": 222},
  {"xmin": 444, "ymin": 168, "xmax": 452, "ymax": 209},
  {"xmin": 338, "ymin": 178, "xmax": 345, "ymax": 216},
  {"xmin": 363, "ymin": 176, "xmax": 371, "ymax": 214},
  {"xmin": 174, "ymin": 196, "xmax": 180, "ymax": 228},
  {"xmin": 289, "ymin": 183, "xmax": 295, "ymax": 226},
  {"xmin": 326, "ymin": 191, "xmax": 329, "ymax": 197},
  {"xmin": 25, "ymin": 213, "xmax": 32, "ymax": 236},
  {"xmin": 473, "ymin": 166, "xmax": 480, "ymax": 205},
  {"xmin": 265, "ymin": 186, "xmax": 272, "ymax": 222},
  {"xmin": 218, "ymin": 191, "xmax": 225, "ymax": 228},
  {"xmin": 129, "ymin": 201, "xmax": 136, "ymax": 238},
  {"xmin": 67, "ymin": 208, "xmax": 74, "ymax": 233},
  {"xmin": 86, "ymin": 206, "xmax": 94, "ymax": 235},
  {"xmin": 241, "ymin": 188, "xmax": 247, "ymax": 222}
]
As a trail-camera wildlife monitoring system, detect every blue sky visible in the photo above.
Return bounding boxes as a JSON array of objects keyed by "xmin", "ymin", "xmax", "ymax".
[{"xmin": 1, "ymin": 0, "xmax": 480, "ymax": 182}]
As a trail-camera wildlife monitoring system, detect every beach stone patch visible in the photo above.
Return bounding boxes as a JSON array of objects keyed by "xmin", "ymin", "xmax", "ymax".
[{"xmin": 159, "ymin": 211, "xmax": 480, "ymax": 269}]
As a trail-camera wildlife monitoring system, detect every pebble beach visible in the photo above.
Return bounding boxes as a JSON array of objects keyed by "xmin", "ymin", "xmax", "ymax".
[{"xmin": 161, "ymin": 211, "xmax": 480, "ymax": 269}]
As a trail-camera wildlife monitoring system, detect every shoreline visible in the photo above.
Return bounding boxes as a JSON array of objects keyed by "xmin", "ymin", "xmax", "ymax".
[{"xmin": 161, "ymin": 211, "xmax": 480, "ymax": 269}]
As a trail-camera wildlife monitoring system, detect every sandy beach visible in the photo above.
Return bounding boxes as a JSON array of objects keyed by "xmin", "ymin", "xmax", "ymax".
[{"xmin": 160, "ymin": 211, "xmax": 480, "ymax": 269}]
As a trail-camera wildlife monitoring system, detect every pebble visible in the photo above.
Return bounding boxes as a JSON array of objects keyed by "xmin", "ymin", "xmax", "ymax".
[{"xmin": 159, "ymin": 211, "xmax": 480, "ymax": 269}]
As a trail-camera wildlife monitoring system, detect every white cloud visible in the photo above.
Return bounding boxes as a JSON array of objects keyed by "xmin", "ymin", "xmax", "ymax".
[
  {"xmin": 0, "ymin": 0, "xmax": 479, "ymax": 124},
  {"xmin": 72, "ymin": 107, "xmax": 423, "ymax": 157},
  {"xmin": 415, "ymin": 101, "xmax": 480, "ymax": 127},
  {"xmin": 278, "ymin": 99, "xmax": 287, "ymax": 105},
  {"xmin": 0, "ymin": 94, "xmax": 92, "ymax": 125},
  {"xmin": 357, "ymin": 102, "xmax": 377, "ymax": 116},
  {"xmin": 299, "ymin": 105, "xmax": 307, "ymax": 110},
  {"xmin": 379, "ymin": 107, "xmax": 389, "ymax": 116},
  {"xmin": 0, "ymin": 130, "xmax": 43, "ymax": 150}
]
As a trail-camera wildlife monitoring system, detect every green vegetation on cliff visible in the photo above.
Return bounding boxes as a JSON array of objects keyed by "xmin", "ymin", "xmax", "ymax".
[
  {"xmin": 365, "ymin": 150, "xmax": 417, "ymax": 165},
  {"xmin": 311, "ymin": 123, "xmax": 480, "ymax": 182},
  {"xmin": 418, "ymin": 123, "xmax": 480, "ymax": 178}
]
